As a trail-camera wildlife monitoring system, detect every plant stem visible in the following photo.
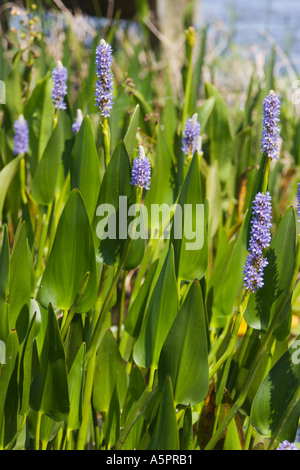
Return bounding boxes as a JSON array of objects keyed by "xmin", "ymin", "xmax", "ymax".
[
  {"xmin": 34, "ymin": 198, "xmax": 54, "ymax": 287},
  {"xmin": 20, "ymin": 156, "xmax": 27, "ymax": 204},
  {"xmin": 204, "ymin": 288, "xmax": 296, "ymax": 450},
  {"xmin": 61, "ymin": 271, "xmax": 90, "ymax": 340},
  {"xmin": 76, "ymin": 350, "xmax": 96, "ymax": 450},
  {"xmin": 209, "ymin": 291, "xmax": 250, "ymax": 379},
  {"xmin": 102, "ymin": 117, "xmax": 110, "ymax": 168},
  {"xmin": 117, "ymin": 270, "xmax": 127, "ymax": 344},
  {"xmin": 35, "ymin": 410, "xmax": 42, "ymax": 450},
  {"xmin": 115, "ymin": 386, "xmax": 154, "ymax": 450},
  {"xmin": 181, "ymin": 29, "xmax": 196, "ymax": 132}
]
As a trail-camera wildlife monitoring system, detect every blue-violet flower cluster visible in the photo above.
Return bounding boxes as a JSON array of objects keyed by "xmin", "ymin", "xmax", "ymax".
[
  {"xmin": 277, "ymin": 440, "xmax": 298, "ymax": 450},
  {"xmin": 261, "ymin": 90, "xmax": 280, "ymax": 160},
  {"xmin": 72, "ymin": 109, "xmax": 83, "ymax": 135},
  {"xmin": 182, "ymin": 113, "xmax": 201, "ymax": 156},
  {"xmin": 95, "ymin": 39, "xmax": 114, "ymax": 118},
  {"xmin": 243, "ymin": 192, "xmax": 272, "ymax": 293},
  {"xmin": 13, "ymin": 115, "xmax": 29, "ymax": 155},
  {"xmin": 51, "ymin": 60, "xmax": 68, "ymax": 110},
  {"xmin": 130, "ymin": 145, "xmax": 151, "ymax": 191}
]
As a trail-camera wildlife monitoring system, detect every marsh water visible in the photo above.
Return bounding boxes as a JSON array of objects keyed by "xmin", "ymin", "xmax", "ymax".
[{"xmin": 200, "ymin": 0, "xmax": 300, "ymax": 70}]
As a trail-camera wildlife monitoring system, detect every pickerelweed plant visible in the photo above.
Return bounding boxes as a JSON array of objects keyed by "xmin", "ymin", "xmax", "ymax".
[{"xmin": 0, "ymin": 2, "xmax": 299, "ymax": 452}]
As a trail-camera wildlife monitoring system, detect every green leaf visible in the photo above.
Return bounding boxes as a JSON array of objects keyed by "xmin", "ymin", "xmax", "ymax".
[
  {"xmin": 70, "ymin": 115, "xmax": 101, "ymax": 222},
  {"xmin": 102, "ymin": 382, "xmax": 121, "ymax": 448},
  {"xmin": 0, "ymin": 155, "xmax": 22, "ymax": 220},
  {"xmin": 195, "ymin": 96, "xmax": 215, "ymax": 132},
  {"xmin": 8, "ymin": 222, "xmax": 32, "ymax": 335},
  {"xmin": 124, "ymin": 104, "xmax": 140, "ymax": 160},
  {"xmin": 66, "ymin": 342, "xmax": 85, "ymax": 432},
  {"xmin": 93, "ymin": 329, "xmax": 127, "ymax": 413},
  {"xmin": 251, "ymin": 335, "xmax": 300, "ymax": 442},
  {"xmin": 158, "ymin": 280, "xmax": 209, "ymax": 406},
  {"xmin": 206, "ymin": 160, "xmax": 222, "ymax": 239},
  {"xmin": 210, "ymin": 222, "xmax": 248, "ymax": 328},
  {"xmin": 24, "ymin": 73, "xmax": 53, "ymax": 174},
  {"xmin": 245, "ymin": 207, "xmax": 296, "ymax": 338},
  {"xmin": 161, "ymin": 70, "xmax": 178, "ymax": 153},
  {"xmin": 171, "ymin": 151, "xmax": 208, "ymax": 282},
  {"xmin": 133, "ymin": 245, "xmax": 179, "ymax": 369},
  {"xmin": 223, "ymin": 419, "xmax": 243, "ymax": 450},
  {"xmin": 31, "ymin": 118, "xmax": 64, "ymax": 205},
  {"xmin": 0, "ymin": 226, "xmax": 9, "ymax": 340},
  {"xmin": 19, "ymin": 314, "xmax": 36, "ymax": 416},
  {"xmin": 144, "ymin": 128, "xmax": 176, "ymax": 236},
  {"xmin": 30, "ymin": 304, "xmax": 70, "ymax": 422},
  {"xmin": 124, "ymin": 259, "xmax": 158, "ymax": 338},
  {"xmin": 3, "ymin": 51, "xmax": 23, "ymax": 122},
  {"xmin": 205, "ymin": 83, "xmax": 233, "ymax": 182},
  {"xmin": 147, "ymin": 377, "xmax": 179, "ymax": 450},
  {"xmin": 39, "ymin": 189, "xmax": 98, "ymax": 313},
  {"xmin": 181, "ymin": 406, "xmax": 193, "ymax": 450},
  {"xmin": 0, "ymin": 330, "xmax": 19, "ymax": 448},
  {"xmin": 95, "ymin": 141, "xmax": 144, "ymax": 269},
  {"xmin": 122, "ymin": 365, "xmax": 146, "ymax": 425}
]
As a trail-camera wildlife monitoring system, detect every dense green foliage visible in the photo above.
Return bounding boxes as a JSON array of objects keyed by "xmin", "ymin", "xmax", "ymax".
[{"xmin": 0, "ymin": 1, "xmax": 299, "ymax": 450}]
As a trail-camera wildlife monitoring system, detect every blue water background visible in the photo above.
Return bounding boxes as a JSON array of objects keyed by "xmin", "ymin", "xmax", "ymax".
[{"xmin": 199, "ymin": 0, "xmax": 300, "ymax": 72}]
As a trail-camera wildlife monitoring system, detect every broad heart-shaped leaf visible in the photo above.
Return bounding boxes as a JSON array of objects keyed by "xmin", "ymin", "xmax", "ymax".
[
  {"xmin": 205, "ymin": 82, "xmax": 233, "ymax": 182},
  {"xmin": 30, "ymin": 304, "xmax": 70, "ymax": 422},
  {"xmin": 250, "ymin": 335, "xmax": 300, "ymax": 442},
  {"xmin": 31, "ymin": 117, "xmax": 64, "ymax": 205},
  {"xmin": 93, "ymin": 329, "xmax": 127, "ymax": 413},
  {"xmin": 0, "ymin": 155, "xmax": 22, "ymax": 220},
  {"xmin": 245, "ymin": 207, "xmax": 296, "ymax": 338},
  {"xmin": 70, "ymin": 115, "xmax": 101, "ymax": 222},
  {"xmin": 94, "ymin": 141, "xmax": 144, "ymax": 270},
  {"xmin": 158, "ymin": 281, "xmax": 209, "ymax": 406},
  {"xmin": 147, "ymin": 377, "xmax": 179, "ymax": 450},
  {"xmin": 171, "ymin": 151, "xmax": 208, "ymax": 282},
  {"xmin": 24, "ymin": 73, "xmax": 53, "ymax": 175},
  {"xmin": 39, "ymin": 189, "xmax": 98, "ymax": 313},
  {"xmin": 0, "ymin": 330, "xmax": 19, "ymax": 449},
  {"xmin": 133, "ymin": 245, "xmax": 179, "ymax": 369}
]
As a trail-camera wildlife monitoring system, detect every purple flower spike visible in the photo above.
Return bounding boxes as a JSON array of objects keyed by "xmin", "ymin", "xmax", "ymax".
[
  {"xmin": 95, "ymin": 39, "xmax": 114, "ymax": 118},
  {"xmin": 72, "ymin": 109, "xmax": 83, "ymax": 135},
  {"xmin": 13, "ymin": 114, "xmax": 29, "ymax": 155},
  {"xmin": 130, "ymin": 145, "xmax": 151, "ymax": 191},
  {"xmin": 277, "ymin": 441, "xmax": 298, "ymax": 450},
  {"xmin": 243, "ymin": 192, "xmax": 272, "ymax": 293},
  {"xmin": 261, "ymin": 90, "xmax": 280, "ymax": 160},
  {"xmin": 51, "ymin": 60, "xmax": 68, "ymax": 110},
  {"xmin": 182, "ymin": 113, "xmax": 201, "ymax": 156}
]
